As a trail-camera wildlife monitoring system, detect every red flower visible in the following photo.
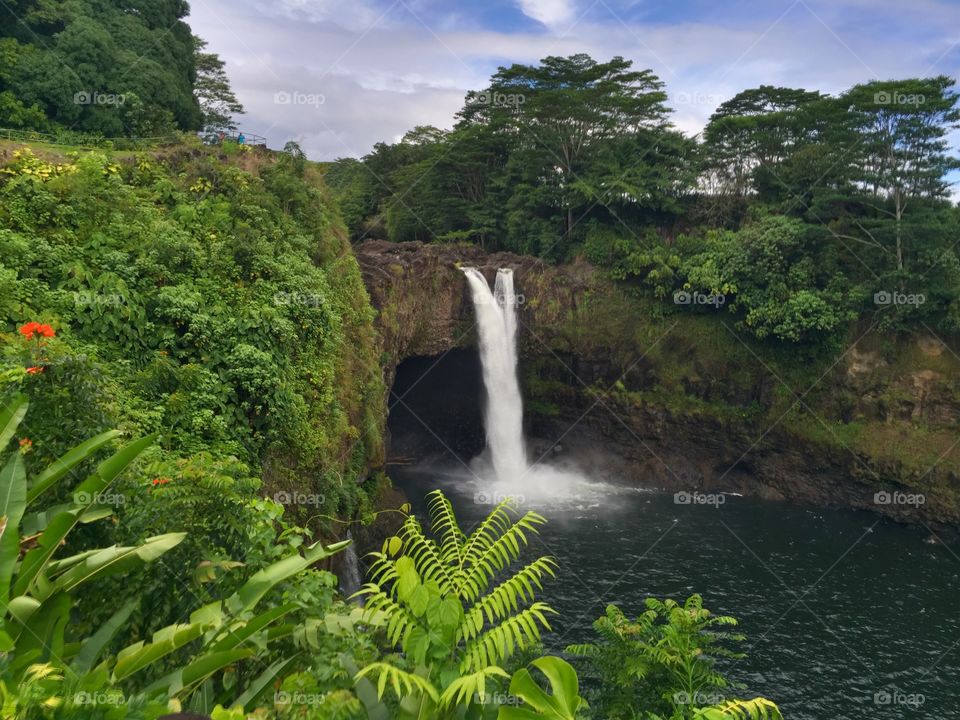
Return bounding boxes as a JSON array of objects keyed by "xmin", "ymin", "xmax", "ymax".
[
  {"xmin": 151, "ymin": 477, "xmax": 172, "ymax": 486},
  {"xmin": 18, "ymin": 322, "xmax": 55, "ymax": 340},
  {"xmin": 25, "ymin": 366, "xmax": 43, "ymax": 375}
]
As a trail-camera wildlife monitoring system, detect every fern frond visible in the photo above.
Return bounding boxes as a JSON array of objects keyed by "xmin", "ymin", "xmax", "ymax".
[
  {"xmin": 458, "ymin": 497, "xmax": 519, "ymax": 568},
  {"xmin": 426, "ymin": 489, "xmax": 466, "ymax": 566},
  {"xmin": 364, "ymin": 552, "xmax": 399, "ymax": 588},
  {"xmin": 564, "ymin": 643, "xmax": 599, "ymax": 657},
  {"xmin": 438, "ymin": 665, "xmax": 510, "ymax": 709},
  {"xmin": 459, "ymin": 557, "xmax": 557, "ymax": 642},
  {"xmin": 460, "ymin": 602, "xmax": 557, "ymax": 672},
  {"xmin": 399, "ymin": 516, "xmax": 456, "ymax": 593},
  {"xmin": 457, "ymin": 511, "xmax": 547, "ymax": 602},
  {"xmin": 355, "ymin": 662, "xmax": 440, "ymax": 704},
  {"xmin": 694, "ymin": 698, "xmax": 783, "ymax": 719},
  {"xmin": 355, "ymin": 584, "xmax": 417, "ymax": 648}
]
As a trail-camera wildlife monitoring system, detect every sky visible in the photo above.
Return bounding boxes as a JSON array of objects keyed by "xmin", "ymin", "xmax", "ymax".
[{"xmin": 187, "ymin": 0, "xmax": 960, "ymax": 190}]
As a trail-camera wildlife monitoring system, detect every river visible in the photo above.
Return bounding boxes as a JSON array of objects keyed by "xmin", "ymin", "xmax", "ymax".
[{"xmin": 391, "ymin": 463, "xmax": 960, "ymax": 720}]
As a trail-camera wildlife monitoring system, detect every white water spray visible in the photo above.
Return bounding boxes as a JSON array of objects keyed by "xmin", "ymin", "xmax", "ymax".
[{"xmin": 460, "ymin": 267, "xmax": 528, "ymax": 482}]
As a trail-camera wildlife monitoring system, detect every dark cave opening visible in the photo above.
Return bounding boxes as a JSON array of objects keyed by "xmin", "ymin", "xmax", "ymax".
[{"xmin": 386, "ymin": 348, "xmax": 486, "ymax": 466}]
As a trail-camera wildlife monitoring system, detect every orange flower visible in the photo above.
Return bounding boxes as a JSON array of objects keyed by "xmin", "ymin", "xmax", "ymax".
[
  {"xmin": 19, "ymin": 438, "xmax": 31, "ymax": 449},
  {"xmin": 18, "ymin": 322, "xmax": 55, "ymax": 340},
  {"xmin": 18, "ymin": 322, "xmax": 40, "ymax": 339},
  {"xmin": 25, "ymin": 366, "xmax": 43, "ymax": 375},
  {"xmin": 150, "ymin": 477, "xmax": 172, "ymax": 486}
]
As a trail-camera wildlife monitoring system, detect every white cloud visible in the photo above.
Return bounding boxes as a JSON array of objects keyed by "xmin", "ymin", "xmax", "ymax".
[
  {"xmin": 516, "ymin": 0, "xmax": 576, "ymax": 28},
  {"xmin": 186, "ymin": 0, "xmax": 960, "ymax": 161}
]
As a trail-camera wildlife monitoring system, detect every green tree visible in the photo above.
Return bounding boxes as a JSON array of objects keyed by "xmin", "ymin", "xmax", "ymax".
[
  {"xmin": 681, "ymin": 215, "xmax": 856, "ymax": 342},
  {"xmin": 840, "ymin": 77, "xmax": 960, "ymax": 275},
  {"xmin": 0, "ymin": 0, "xmax": 203, "ymax": 134},
  {"xmin": 701, "ymin": 86, "xmax": 825, "ymax": 204},
  {"xmin": 484, "ymin": 54, "xmax": 673, "ymax": 244},
  {"xmin": 193, "ymin": 36, "xmax": 245, "ymax": 133}
]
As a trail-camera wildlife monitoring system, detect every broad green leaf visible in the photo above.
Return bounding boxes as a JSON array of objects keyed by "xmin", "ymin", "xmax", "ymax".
[
  {"xmin": 385, "ymin": 536, "xmax": 402, "ymax": 557},
  {"xmin": 26, "ymin": 430, "xmax": 121, "ymax": 504},
  {"xmin": 0, "ymin": 453, "xmax": 26, "ymax": 609},
  {"xmin": 70, "ymin": 601, "xmax": 136, "ymax": 674},
  {"xmin": 228, "ymin": 539, "xmax": 349, "ymax": 614},
  {"xmin": 231, "ymin": 655, "xmax": 298, "ymax": 710},
  {"xmin": 11, "ymin": 591, "xmax": 71, "ymax": 671},
  {"xmin": 499, "ymin": 657, "xmax": 584, "ymax": 720},
  {"xmin": 15, "ymin": 434, "xmax": 157, "ymax": 597},
  {"xmin": 145, "ymin": 648, "xmax": 253, "ymax": 697},
  {"xmin": 0, "ymin": 395, "xmax": 28, "ymax": 452},
  {"xmin": 207, "ymin": 603, "xmax": 297, "ymax": 653},
  {"xmin": 51, "ymin": 533, "xmax": 185, "ymax": 594},
  {"xmin": 409, "ymin": 584, "xmax": 430, "ymax": 617},
  {"xmin": 7, "ymin": 595, "xmax": 40, "ymax": 624},
  {"xmin": 113, "ymin": 606, "xmax": 219, "ymax": 682}
]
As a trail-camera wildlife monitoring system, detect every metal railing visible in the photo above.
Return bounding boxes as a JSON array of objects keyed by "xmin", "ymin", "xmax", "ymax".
[{"xmin": 201, "ymin": 130, "xmax": 267, "ymax": 147}]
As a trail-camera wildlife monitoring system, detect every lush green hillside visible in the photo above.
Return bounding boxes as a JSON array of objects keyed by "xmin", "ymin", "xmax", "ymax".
[
  {"xmin": 0, "ymin": 137, "xmax": 385, "ymax": 497},
  {"xmin": 0, "ymin": 138, "xmax": 385, "ymax": 612}
]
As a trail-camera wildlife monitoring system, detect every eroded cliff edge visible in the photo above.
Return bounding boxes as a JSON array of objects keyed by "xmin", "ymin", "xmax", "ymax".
[{"xmin": 356, "ymin": 240, "xmax": 960, "ymax": 525}]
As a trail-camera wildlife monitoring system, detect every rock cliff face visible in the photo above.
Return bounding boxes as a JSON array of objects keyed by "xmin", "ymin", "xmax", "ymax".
[
  {"xmin": 354, "ymin": 240, "xmax": 589, "ymax": 385},
  {"xmin": 356, "ymin": 240, "xmax": 960, "ymax": 526}
]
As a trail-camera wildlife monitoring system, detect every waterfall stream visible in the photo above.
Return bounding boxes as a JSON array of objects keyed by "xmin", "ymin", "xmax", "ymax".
[
  {"xmin": 460, "ymin": 267, "xmax": 528, "ymax": 483},
  {"xmin": 340, "ymin": 529, "xmax": 362, "ymax": 598}
]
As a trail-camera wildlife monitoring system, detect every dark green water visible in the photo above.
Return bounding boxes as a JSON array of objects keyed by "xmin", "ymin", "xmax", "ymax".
[{"xmin": 391, "ymin": 464, "xmax": 960, "ymax": 720}]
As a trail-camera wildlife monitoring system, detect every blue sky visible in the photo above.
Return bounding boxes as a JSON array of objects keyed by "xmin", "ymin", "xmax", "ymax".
[{"xmin": 187, "ymin": 0, "xmax": 960, "ymax": 193}]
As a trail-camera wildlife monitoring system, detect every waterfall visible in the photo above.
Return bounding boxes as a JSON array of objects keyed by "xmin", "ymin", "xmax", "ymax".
[
  {"xmin": 461, "ymin": 267, "xmax": 528, "ymax": 482},
  {"xmin": 340, "ymin": 529, "xmax": 362, "ymax": 598}
]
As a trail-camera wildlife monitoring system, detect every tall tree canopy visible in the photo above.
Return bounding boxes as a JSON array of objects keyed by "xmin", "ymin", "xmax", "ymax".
[
  {"xmin": 326, "ymin": 56, "xmax": 960, "ymax": 341},
  {"xmin": 193, "ymin": 36, "xmax": 245, "ymax": 133},
  {"xmin": 0, "ymin": 0, "xmax": 205, "ymax": 134}
]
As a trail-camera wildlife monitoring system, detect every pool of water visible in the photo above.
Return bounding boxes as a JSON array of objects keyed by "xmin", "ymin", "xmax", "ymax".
[{"xmin": 390, "ymin": 463, "xmax": 960, "ymax": 720}]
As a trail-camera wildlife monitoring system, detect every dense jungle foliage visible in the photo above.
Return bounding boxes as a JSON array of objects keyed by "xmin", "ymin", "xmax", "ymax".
[{"xmin": 326, "ymin": 55, "xmax": 960, "ymax": 344}]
